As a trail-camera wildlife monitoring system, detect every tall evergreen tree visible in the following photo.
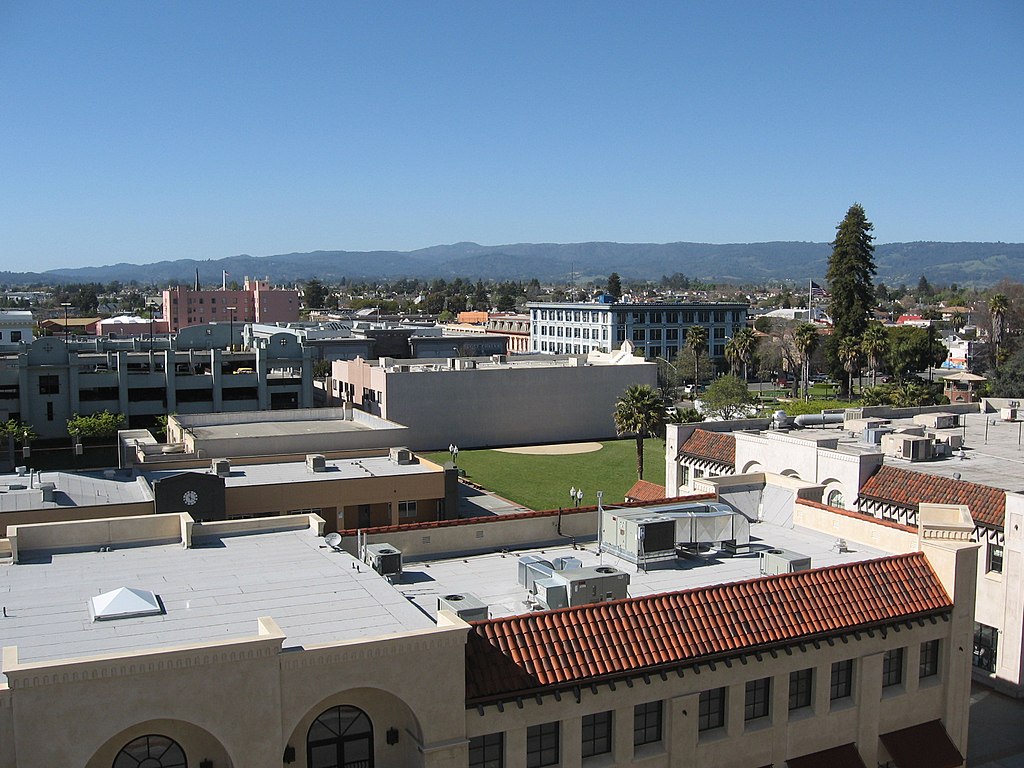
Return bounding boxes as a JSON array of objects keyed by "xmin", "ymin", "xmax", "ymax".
[
  {"xmin": 606, "ymin": 272, "xmax": 623, "ymax": 300},
  {"xmin": 826, "ymin": 204, "xmax": 877, "ymax": 372}
]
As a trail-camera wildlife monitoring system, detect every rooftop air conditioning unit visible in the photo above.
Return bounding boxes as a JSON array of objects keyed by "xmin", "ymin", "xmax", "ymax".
[
  {"xmin": 518, "ymin": 555, "xmax": 554, "ymax": 591},
  {"xmin": 760, "ymin": 549, "xmax": 811, "ymax": 576},
  {"xmin": 552, "ymin": 556, "xmax": 582, "ymax": 571},
  {"xmin": 436, "ymin": 593, "xmax": 489, "ymax": 622},
  {"xmin": 306, "ymin": 454, "xmax": 326, "ymax": 473},
  {"xmin": 364, "ymin": 543, "xmax": 403, "ymax": 579},
  {"xmin": 211, "ymin": 458, "xmax": 231, "ymax": 477},
  {"xmin": 39, "ymin": 482, "xmax": 55, "ymax": 503},
  {"xmin": 389, "ymin": 447, "xmax": 414, "ymax": 465}
]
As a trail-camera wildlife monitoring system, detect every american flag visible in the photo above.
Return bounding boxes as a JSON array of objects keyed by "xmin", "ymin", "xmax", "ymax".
[{"xmin": 810, "ymin": 281, "xmax": 829, "ymax": 298}]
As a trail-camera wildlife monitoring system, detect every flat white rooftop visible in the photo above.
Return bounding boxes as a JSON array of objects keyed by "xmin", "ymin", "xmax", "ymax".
[
  {"xmin": 143, "ymin": 454, "xmax": 438, "ymax": 488},
  {"xmin": 394, "ymin": 519, "xmax": 890, "ymax": 620},
  {"xmin": 0, "ymin": 528, "xmax": 433, "ymax": 683},
  {"xmin": 0, "ymin": 469, "xmax": 150, "ymax": 512}
]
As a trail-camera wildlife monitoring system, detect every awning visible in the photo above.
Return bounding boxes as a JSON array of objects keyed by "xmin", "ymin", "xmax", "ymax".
[
  {"xmin": 880, "ymin": 720, "xmax": 964, "ymax": 768},
  {"xmin": 787, "ymin": 743, "xmax": 867, "ymax": 768}
]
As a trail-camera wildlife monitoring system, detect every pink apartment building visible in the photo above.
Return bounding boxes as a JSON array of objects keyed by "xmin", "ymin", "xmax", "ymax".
[{"xmin": 162, "ymin": 277, "xmax": 300, "ymax": 331}]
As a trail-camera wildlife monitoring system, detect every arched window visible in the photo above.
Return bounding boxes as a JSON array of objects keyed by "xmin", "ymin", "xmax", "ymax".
[
  {"xmin": 827, "ymin": 490, "xmax": 845, "ymax": 508},
  {"xmin": 307, "ymin": 705, "xmax": 374, "ymax": 768},
  {"xmin": 112, "ymin": 735, "xmax": 187, "ymax": 768}
]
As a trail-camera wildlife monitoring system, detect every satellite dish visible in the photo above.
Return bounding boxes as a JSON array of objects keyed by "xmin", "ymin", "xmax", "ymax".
[{"xmin": 325, "ymin": 532, "xmax": 343, "ymax": 550}]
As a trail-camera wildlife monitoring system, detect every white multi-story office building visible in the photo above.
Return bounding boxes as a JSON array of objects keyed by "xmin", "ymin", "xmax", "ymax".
[{"xmin": 527, "ymin": 299, "xmax": 748, "ymax": 362}]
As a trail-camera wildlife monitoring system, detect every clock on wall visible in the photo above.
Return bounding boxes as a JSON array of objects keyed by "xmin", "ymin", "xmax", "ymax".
[{"xmin": 182, "ymin": 490, "xmax": 199, "ymax": 507}]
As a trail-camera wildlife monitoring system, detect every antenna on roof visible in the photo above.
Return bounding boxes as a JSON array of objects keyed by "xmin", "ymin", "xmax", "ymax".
[
  {"xmin": 952, "ymin": 472, "xmax": 962, "ymax": 481},
  {"xmin": 325, "ymin": 532, "xmax": 343, "ymax": 551}
]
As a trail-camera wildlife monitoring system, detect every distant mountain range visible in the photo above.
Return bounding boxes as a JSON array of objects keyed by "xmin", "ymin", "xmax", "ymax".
[{"xmin": 2, "ymin": 241, "xmax": 1022, "ymax": 288}]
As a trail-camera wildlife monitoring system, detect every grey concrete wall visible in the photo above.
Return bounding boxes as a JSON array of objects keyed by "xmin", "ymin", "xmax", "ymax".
[{"xmin": 382, "ymin": 362, "xmax": 657, "ymax": 450}]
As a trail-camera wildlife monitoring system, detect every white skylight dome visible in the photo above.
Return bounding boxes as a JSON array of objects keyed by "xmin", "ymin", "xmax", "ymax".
[{"xmin": 89, "ymin": 587, "xmax": 164, "ymax": 621}]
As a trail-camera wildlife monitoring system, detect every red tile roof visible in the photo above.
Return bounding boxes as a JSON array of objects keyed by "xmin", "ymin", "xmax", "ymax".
[
  {"xmin": 859, "ymin": 465, "xmax": 1005, "ymax": 529},
  {"xmin": 465, "ymin": 553, "xmax": 950, "ymax": 703},
  {"xmin": 624, "ymin": 480, "xmax": 667, "ymax": 502},
  {"xmin": 678, "ymin": 429, "xmax": 736, "ymax": 466}
]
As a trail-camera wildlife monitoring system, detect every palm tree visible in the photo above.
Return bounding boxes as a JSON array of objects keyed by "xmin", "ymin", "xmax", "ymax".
[
  {"xmin": 730, "ymin": 328, "xmax": 757, "ymax": 381},
  {"xmin": 613, "ymin": 384, "xmax": 666, "ymax": 480},
  {"xmin": 949, "ymin": 311, "xmax": 965, "ymax": 335},
  {"xmin": 990, "ymin": 293, "xmax": 1009, "ymax": 365},
  {"xmin": 686, "ymin": 326, "xmax": 709, "ymax": 390},
  {"xmin": 838, "ymin": 336, "xmax": 861, "ymax": 400},
  {"xmin": 794, "ymin": 323, "xmax": 818, "ymax": 400},
  {"xmin": 861, "ymin": 322, "xmax": 888, "ymax": 387},
  {"xmin": 724, "ymin": 337, "xmax": 742, "ymax": 376}
]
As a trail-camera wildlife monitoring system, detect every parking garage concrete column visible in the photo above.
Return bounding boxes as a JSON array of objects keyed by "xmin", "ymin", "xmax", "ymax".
[
  {"xmin": 211, "ymin": 348, "xmax": 223, "ymax": 411},
  {"xmin": 67, "ymin": 349, "xmax": 80, "ymax": 415},
  {"xmin": 256, "ymin": 346, "xmax": 270, "ymax": 409},
  {"xmin": 116, "ymin": 351, "xmax": 129, "ymax": 417},
  {"xmin": 164, "ymin": 350, "xmax": 176, "ymax": 412}
]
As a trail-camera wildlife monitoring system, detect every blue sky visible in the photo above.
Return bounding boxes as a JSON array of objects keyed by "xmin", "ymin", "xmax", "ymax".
[{"xmin": 2, "ymin": 1, "xmax": 1022, "ymax": 271}]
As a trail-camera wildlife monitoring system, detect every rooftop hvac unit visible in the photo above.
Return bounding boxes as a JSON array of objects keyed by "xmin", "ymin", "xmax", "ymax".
[
  {"xmin": 518, "ymin": 555, "xmax": 554, "ymax": 591},
  {"xmin": 862, "ymin": 426, "xmax": 892, "ymax": 445},
  {"xmin": 1001, "ymin": 407, "xmax": 1019, "ymax": 422},
  {"xmin": 552, "ymin": 556, "xmax": 582, "ymax": 571},
  {"xmin": 306, "ymin": 454, "xmax": 326, "ymax": 473},
  {"xmin": 211, "ymin": 458, "xmax": 231, "ymax": 477},
  {"xmin": 436, "ymin": 592, "xmax": 489, "ymax": 622},
  {"xmin": 534, "ymin": 578, "xmax": 569, "ymax": 610},
  {"xmin": 39, "ymin": 482, "xmax": 55, "ymax": 502},
  {"xmin": 759, "ymin": 548, "xmax": 811, "ymax": 576},
  {"xmin": 389, "ymin": 447, "xmax": 414, "ymax": 465},
  {"xmin": 364, "ymin": 543, "xmax": 403, "ymax": 578},
  {"xmin": 560, "ymin": 566, "xmax": 630, "ymax": 607}
]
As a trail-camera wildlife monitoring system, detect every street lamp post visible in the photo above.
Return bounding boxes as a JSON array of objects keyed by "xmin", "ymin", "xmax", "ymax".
[
  {"xmin": 570, "ymin": 487, "xmax": 584, "ymax": 507},
  {"xmin": 448, "ymin": 443, "xmax": 459, "ymax": 467},
  {"xmin": 227, "ymin": 306, "xmax": 237, "ymax": 352},
  {"xmin": 60, "ymin": 302, "xmax": 72, "ymax": 343}
]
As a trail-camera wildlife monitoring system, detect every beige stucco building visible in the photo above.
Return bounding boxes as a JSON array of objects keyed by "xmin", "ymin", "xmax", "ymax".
[
  {"xmin": 328, "ymin": 347, "xmax": 657, "ymax": 451},
  {"xmin": 0, "ymin": 484, "xmax": 977, "ymax": 768}
]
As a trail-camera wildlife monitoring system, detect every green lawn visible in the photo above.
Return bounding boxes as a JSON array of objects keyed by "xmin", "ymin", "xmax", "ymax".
[{"xmin": 424, "ymin": 438, "xmax": 666, "ymax": 512}]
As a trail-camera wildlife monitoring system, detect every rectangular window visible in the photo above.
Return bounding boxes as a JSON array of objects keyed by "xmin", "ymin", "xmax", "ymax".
[
  {"xmin": 789, "ymin": 668, "xmax": 813, "ymax": 710},
  {"xmin": 698, "ymin": 687, "xmax": 726, "ymax": 731},
  {"xmin": 882, "ymin": 648, "xmax": 904, "ymax": 688},
  {"xmin": 666, "ymin": 312, "xmax": 678, "ymax": 323},
  {"xmin": 10, "ymin": 331, "xmax": 22, "ymax": 342},
  {"xmin": 469, "ymin": 732, "xmax": 503, "ymax": 768},
  {"xmin": 830, "ymin": 659, "xmax": 854, "ymax": 700},
  {"xmin": 46, "ymin": 401, "xmax": 54, "ymax": 421},
  {"xmin": 745, "ymin": 677, "xmax": 770, "ymax": 721},
  {"xmin": 666, "ymin": 328, "xmax": 678, "ymax": 341},
  {"xmin": 38, "ymin": 374, "xmax": 60, "ymax": 395},
  {"xmin": 398, "ymin": 500, "xmax": 418, "ymax": 519},
  {"xmin": 581, "ymin": 711, "xmax": 612, "ymax": 758},
  {"xmin": 973, "ymin": 623, "xmax": 998, "ymax": 673},
  {"xmin": 527, "ymin": 722, "xmax": 559, "ymax": 768},
  {"xmin": 988, "ymin": 543, "xmax": 1004, "ymax": 574},
  {"xmin": 633, "ymin": 701, "xmax": 662, "ymax": 747},
  {"xmin": 632, "ymin": 329, "xmax": 646, "ymax": 341},
  {"xmin": 920, "ymin": 639, "xmax": 940, "ymax": 679},
  {"xmin": 680, "ymin": 465, "xmax": 690, "ymax": 485}
]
